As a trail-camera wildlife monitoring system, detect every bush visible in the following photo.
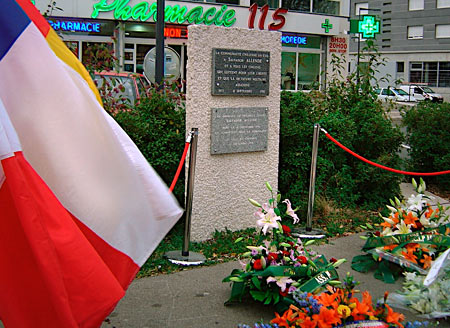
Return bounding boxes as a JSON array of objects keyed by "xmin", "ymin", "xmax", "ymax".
[
  {"xmin": 279, "ymin": 44, "xmax": 404, "ymax": 214},
  {"xmin": 112, "ymin": 87, "xmax": 186, "ymax": 205},
  {"xmin": 402, "ymin": 101, "xmax": 450, "ymax": 192}
]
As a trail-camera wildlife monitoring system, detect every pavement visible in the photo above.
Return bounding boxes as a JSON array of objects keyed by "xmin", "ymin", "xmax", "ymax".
[{"xmin": 101, "ymin": 183, "xmax": 450, "ymax": 328}]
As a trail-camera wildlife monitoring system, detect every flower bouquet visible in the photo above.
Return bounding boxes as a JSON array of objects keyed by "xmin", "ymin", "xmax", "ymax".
[
  {"xmin": 239, "ymin": 274, "xmax": 406, "ymax": 328},
  {"xmin": 387, "ymin": 248, "xmax": 450, "ymax": 319},
  {"xmin": 223, "ymin": 183, "xmax": 344, "ymax": 312},
  {"xmin": 352, "ymin": 178, "xmax": 450, "ymax": 283}
]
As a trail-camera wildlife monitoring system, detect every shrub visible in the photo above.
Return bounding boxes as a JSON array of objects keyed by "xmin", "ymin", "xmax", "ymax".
[
  {"xmin": 402, "ymin": 101, "xmax": 450, "ymax": 192},
  {"xmin": 112, "ymin": 87, "xmax": 186, "ymax": 205},
  {"xmin": 279, "ymin": 42, "xmax": 404, "ymax": 214}
]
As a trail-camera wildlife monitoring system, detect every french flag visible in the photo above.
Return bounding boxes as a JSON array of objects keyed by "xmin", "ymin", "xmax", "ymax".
[{"xmin": 0, "ymin": 0, "xmax": 183, "ymax": 327}]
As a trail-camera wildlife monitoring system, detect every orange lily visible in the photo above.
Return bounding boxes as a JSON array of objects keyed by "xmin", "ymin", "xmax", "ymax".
[
  {"xmin": 385, "ymin": 304, "xmax": 405, "ymax": 328},
  {"xmin": 299, "ymin": 316, "xmax": 317, "ymax": 328},
  {"xmin": 420, "ymin": 254, "xmax": 433, "ymax": 269},
  {"xmin": 403, "ymin": 212, "xmax": 418, "ymax": 228},
  {"xmin": 351, "ymin": 298, "xmax": 372, "ymax": 321},
  {"xmin": 405, "ymin": 243, "xmax": 420, "ymax": 253},
  {"xmin": 383, "ymin": 244, "xmax": 398, "ymax": 251},
  {"xmin": 312, "ymin": 307, "xmax": 341, "ymax": 328},
  {"xmin": 401, "ymin": 250, "xmax": 418, "ymax": 264},
  {"xmin": 318, "ymin": 292, "xmax": 339, "ymax": 309},
  {"xmin": 271, "ymin": 308, "xmax": 297, "ymax": 328}
]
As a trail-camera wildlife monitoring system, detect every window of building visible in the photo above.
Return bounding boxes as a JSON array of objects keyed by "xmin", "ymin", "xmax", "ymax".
[
  {"xmin": 397, "ymin": 62, "xmax": 405, "ymax": 73},
  {"xmin": 436, "ymin": 24, "xmax": 450, "ymax": 38},
  {"xmin": 408, "ymin": 0, "xmax": 424, "ymax": 10},
  {"xmin": 312, "ymin": 0, "xmax": 340, "ymax": 15},
  {"xmin": 409, "ymin": 62, "xmax": 450, "ymax": 87},
  {"xmin": 281, "ymin": 51, "xmax": 321, "ymax": 91},
  {"xmin": 355, "ymin": 2, "xmax": 369, "ymax": 16},
  {"xmin": 437, "ymin": 0, "xmax": 450, "ymax": 8},
  {"xmin": 281, "ymin": 0, "xmax": 310, "ymax": 11},
  {"xmin": 250, "ymin": 0, "xmax": 279, "ymax": 9},
  {"xmin": 407, "ymin": 26, "xmax": 423, "ymax": 39}
]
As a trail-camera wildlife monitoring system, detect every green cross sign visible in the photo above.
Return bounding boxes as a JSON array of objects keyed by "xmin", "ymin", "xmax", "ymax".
[
  {"xmin": 358, "ymin": 15, "xmax": 380, "ymax": 38},
  {"xmin": 321, "ymin": 19, "xmax": 333, "ymax": 33}
]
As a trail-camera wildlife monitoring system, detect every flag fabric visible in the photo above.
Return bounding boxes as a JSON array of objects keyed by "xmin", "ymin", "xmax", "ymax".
[{"xmin": 0, "ymin": 0, "xmax": 183, "ymax": 327}]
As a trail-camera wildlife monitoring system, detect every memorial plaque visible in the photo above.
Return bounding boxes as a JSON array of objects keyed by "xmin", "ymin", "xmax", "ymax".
[
  {"xmin": 212, "ymin": 48, "xmax": 270, "ymax": 96},
  {"xmin": 211, "ymin": 107, "xmax": 268, "ymax": 154}
]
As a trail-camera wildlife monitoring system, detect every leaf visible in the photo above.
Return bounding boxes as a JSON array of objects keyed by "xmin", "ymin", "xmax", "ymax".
[
  {"xmin": 249, "ymin": 290, "xmax": 266, "ymax": 302},
  {"xmin": 374, "ymin": 260, "xmax": 396, "ymax": 284},
  {"xmin": 351, "ymin": 254, "xmax": 376, "ymax": 273},
  {"xmin": 251, "ymin": 276, "xmax": 262, "ymax": 290},
  {"xmin": 263, "ymin": 293, "xmax": 273, "ymax": 305}
]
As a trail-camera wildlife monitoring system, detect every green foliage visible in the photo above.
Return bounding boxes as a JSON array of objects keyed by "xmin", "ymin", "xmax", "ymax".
[
  {"xmin": 402, "ymin": 101, "xmax": 450, "ymax": 191},
  {"xmin": 279, "ymin": 41, "xmax": 403, "ymax": 214},
  {"xmin": 112, "ymin": 88, "xmax": 186, "ymax": 204}
]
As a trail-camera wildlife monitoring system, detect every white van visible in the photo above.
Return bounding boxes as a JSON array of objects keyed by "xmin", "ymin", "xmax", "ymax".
[{"xmin": 399, "ymin": 84, "xmax": 443, "ymax": 103}]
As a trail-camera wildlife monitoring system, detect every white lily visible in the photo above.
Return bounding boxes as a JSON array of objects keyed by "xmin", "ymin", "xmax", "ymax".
[
  {"xmin": 407, "ymin": 193, "xmax": 427, "ymax": 212},
  {"xmin": 256, "ymin": 208, "xmax": 281, "ymax": 234},
  {"xmin": 381, "ymin": 227, "xmax": 394, "ymax": 236},
  {"xmin": 283, "ymin": 199, "xmax": 299, "ymax": 224},
  {"xmin": 394, "ymin": 220, "xmax": 412, "ymax": 235},
  {"xmin": 266, "ymin": 276, "xmax": 295, "ymax": 292}
]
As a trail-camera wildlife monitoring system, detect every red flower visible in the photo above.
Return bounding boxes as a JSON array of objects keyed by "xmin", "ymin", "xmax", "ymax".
[
  {"xmin": 268, "ymin": 252, "xmax": 279, "ymax": 261},
  {"xmin": 282, "ymin": 225, "xmax": 291, "ymax": 236},
  {"xmin": 375, "ymin": 231, "xmax": 381, "ymax": 237},
  {"xmin": 297, "ymin": 256, "xmax": 308, "ymax": 264},
  {"xmin": 330, "ymin": 257, "xmax": 338, "ymax": 263},
  {"xmin": 282, "ymin": 250, "xmax": 290, "ymax": 256},
  {"xmin": 279, "ymin": 289, "xmax": 289, "ymax": 297},
  {"xmin": 253, "ymin": 259, "xmax": 263, "ymax": 270}
]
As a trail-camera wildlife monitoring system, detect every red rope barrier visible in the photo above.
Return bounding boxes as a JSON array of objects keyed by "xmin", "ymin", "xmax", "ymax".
[
  {"xmin": 169, "ymin": 138, "xmax": 191, "ymax": 193},
  {"xmin": 323, "ymin": 131, "xmax": 450, "ymax": 176}
]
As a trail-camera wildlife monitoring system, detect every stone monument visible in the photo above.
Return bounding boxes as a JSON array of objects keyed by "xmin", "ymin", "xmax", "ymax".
[{"xmin": 186, "ymin": 25, "xmax": 281, "ymax": 241}]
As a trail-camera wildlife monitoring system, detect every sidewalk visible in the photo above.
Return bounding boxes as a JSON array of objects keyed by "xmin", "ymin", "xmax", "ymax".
[{"xmin": 101, "ymin": 183, "xmax": 450, "ymax": 328}]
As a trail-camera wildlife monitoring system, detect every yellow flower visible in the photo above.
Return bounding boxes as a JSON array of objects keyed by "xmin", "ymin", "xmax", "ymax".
[
  {"xmin": 337, "ymin": 305, "xmax": 351, "ymax": 318},
  {"xmin": 349, "ymin": 303, "xmax": 357, "ymax": 309},
  {"xmin": 369, "ymin": 316, "xmax": 378, "ymax": 320}
]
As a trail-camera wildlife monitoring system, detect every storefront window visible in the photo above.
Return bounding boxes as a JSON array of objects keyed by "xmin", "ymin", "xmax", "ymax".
[
  {"xmin": 297, "ymin": 53, "xmax": 320, "ymax": 90},
  {"xmin": 82, "ymin": 42, "xmax": 115, "ymax": 72},
  {"xmin": 281, "ymin": 52, "xmax": 297, "ymax": 90},
  {"xmin": 207, "ymin": 0, "xmax": 240, "ymax": 5},
  {"xmin": 281, "ymin": 52, "xmax": 320, "ymax": 91},
  {"xmin": 281, "ymin": 0, "xmax": 310, "ymax": 12},
  {"xmin": 251, "ymin": 0, "xmax": 280, "ymax": 9},
  {"xmin": 313, "ymin": 0, "xmax": 340, "ymax": 15}
]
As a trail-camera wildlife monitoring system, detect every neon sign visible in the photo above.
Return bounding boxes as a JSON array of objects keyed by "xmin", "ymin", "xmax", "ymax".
[
  {"xmin": 49, "ymin": 20, "xmax": 101, "ymax": 33},
  {"xmin": 92, "ymin": 0, "xmax": 236, "ymax": 27},
  {"xmin": 281, "ymin": 35, "xmax": 307, "ymax": 45},
  {"xmin": 358, "ymin": 15, "xmax": 380, "ymax": 38}
]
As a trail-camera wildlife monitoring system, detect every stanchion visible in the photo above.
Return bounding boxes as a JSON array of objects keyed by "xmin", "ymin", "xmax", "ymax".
[
  {"xmin": 164, "ymin": 128, "xmax": 206, "ymax": 265},
  {"xmin": 292, "ymin": 124, "xmax": 326, "ymax": 239}
]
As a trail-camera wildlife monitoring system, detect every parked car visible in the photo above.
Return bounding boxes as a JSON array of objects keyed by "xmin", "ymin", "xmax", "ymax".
[
  {"xmin": 399, "ymin": 84, "xmax": 444, "ymax": 103},
  {"xmin": 375, "ymin": 87, "xmax": 417, "ymax": 102},
  {"xmin": 93, "ymin": 71, "xmax": 150, "ymax": 106}
]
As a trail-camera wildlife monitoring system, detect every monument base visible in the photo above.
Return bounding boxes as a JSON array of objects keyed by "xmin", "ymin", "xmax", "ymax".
[
  {"xmin": 164, "ymin": 250, "xmax": 206, "ymax": 266},
  {"xmin": 291, "ymin": 227, "xmax": 326, "ymax": 239}
]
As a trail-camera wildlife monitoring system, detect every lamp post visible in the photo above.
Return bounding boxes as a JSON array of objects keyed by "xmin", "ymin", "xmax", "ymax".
[
  {"xmin": 350, "ymin": 8, "xmax": 381, "ymax": 86},
  {"xmin": 155, "ymin": 0, "xmax": 165, "ymax": 90}
]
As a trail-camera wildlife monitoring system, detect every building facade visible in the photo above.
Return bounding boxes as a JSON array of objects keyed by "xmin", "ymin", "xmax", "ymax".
[
  {"xmin": 33, "ymin": 0, "xmax": 350, "ymax": 91},
  {"xmin": 350, "ymin": 0, "xmax": 450, "ymax": 100}
]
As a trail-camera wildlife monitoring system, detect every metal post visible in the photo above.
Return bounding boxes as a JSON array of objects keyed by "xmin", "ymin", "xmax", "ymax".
[
  {"xmin": 164, "ymin": 128, "xmax": 206, "ymax": 265},
  {"xmin": 182, "ymin": 128, "xmax": 198, "ymax": 256},
  {"xmin": 155, "ymin": 0, "xmax": 165, "ymax": 89},
  {"xmin": 306, "ymin": 124, "xmax": 320, "ymax": 231},
  {"xmin": 357, "ymin": 35, "xmax": 361, "ymax": 86},
  {"xmin": 292, "ymin": 124, "xmax": 325, "ymax": 239}
]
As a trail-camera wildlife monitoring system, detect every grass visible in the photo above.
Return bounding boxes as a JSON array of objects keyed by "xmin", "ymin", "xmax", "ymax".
[{"xmin": 137, "ymin": 205, "xmax": 382, "ymax": 278}]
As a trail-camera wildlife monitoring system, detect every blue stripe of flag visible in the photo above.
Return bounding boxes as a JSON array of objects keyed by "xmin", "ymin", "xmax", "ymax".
[{"xmin": 0, "ymin": 0, "xmax": 31, "ymax": 61}]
